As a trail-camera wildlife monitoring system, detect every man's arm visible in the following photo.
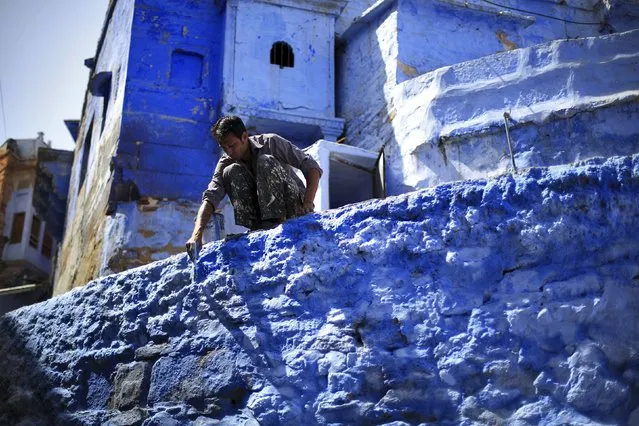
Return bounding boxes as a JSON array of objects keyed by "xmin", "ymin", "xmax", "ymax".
[
  {"xmin": 263, "ymin": 134, "xmax": 323, "ymax": 214},
  {"xmin": 186, "ymin": 201, "xmax": 214, "ymax": 253},
  {"xmin": 302, "ymin": 168, "xmax": 321, "ymax": 214},
  {"xmin": 187, "ymin": 156, "xmax": 228, "ymax": 254}
]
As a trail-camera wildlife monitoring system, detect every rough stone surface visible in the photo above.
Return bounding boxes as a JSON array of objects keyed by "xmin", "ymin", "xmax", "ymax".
[
  {"xmin": 1, "ymin": 155, "xmax": 639, "ymax": 424},
  {"xmin": 110, "ymin": 362, "xmax": 151, "ymax": 410}
]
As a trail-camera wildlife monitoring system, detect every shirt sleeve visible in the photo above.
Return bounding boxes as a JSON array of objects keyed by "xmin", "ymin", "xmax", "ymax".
[
  {"xmin": 264, "ymin": 134, "xmax": 323, "ymax": 177},
  {"xmin": 201, "ymin": 156, "xmax": 230, "ymax": 209}
]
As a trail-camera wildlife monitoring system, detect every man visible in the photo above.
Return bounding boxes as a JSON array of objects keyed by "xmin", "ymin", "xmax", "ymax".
[{"xmin": 186, "ymin": 115, "xmax": 322, "ymax": 252}]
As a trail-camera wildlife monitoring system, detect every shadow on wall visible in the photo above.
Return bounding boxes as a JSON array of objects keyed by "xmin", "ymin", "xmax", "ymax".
[
  {"xmin": 0, "ymin": 287, "xmax": 51, "ymax": 316},
  {"xmin": 0, "ymin": 315, "xmax": 59, "ymax": 424}
]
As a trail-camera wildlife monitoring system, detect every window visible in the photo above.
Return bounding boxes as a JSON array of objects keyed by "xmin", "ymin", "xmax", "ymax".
[
  {"xmin": 170, "ymin": 50, "xmax": 204, "ymax": 88},
  {"xmin": 100, "ymin": 74, "xmax": 112, "ymax": 133},
  {"xmin": 9, "ymin": 212, "xmax": 25, "ymax": 244},
  {"xmin": 270, "ymin": 42, "xmax": 294, "ymax": 68},
  {"xmin": 90, "ymin": 71, "xmax": 113, "ymax": 133},
  {"xmin": 29, "ymin": 216, "xmax": 41, "ymax": 248},
  {"xmin": 42, "ymin": 232, "xmax": 53, "ymax": 259},
  {"xmin": 79, "ymin": 121, "xmax": 93, "ymax": 191}
]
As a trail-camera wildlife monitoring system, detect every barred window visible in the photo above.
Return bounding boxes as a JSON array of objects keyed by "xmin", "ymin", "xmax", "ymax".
[
  {"xmin": 270, "ymin": 42, "xmax": 294, "ymax": 68},
  {"xmin": 29, "ymin": 216, "xmax": 41, "ymax": 248},
  {"xmin": 42, "ymin": 232, "xmax": 53, "ymax": 259}
]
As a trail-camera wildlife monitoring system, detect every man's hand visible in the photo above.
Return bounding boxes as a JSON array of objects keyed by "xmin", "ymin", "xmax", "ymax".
[
  {"xmin": 301, "ymin": 168, "xmax": 320, "ymax": 215},
  {"xmin": 185, "ymin": 235, "xmax": 202, "ymax": 261},
  {"xmin": 186, "ymin": 201, "xmax": 213, "ymax": 260},
  {"xmin": 301, "ymin": 201, "xmax": 315, "ymax": 214}
]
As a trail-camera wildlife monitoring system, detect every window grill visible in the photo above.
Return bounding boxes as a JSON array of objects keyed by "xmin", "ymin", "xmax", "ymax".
[
  {"xmin": 42, "ymin": 232, "xmax": 53, "ymax": 259},
  {"xmin": 270, "ymin": 42, "xmax": 294, "ymax": 68},
  {"xmin": 29, "ymin": 216, "xmax": 41, "ymax": 249}
]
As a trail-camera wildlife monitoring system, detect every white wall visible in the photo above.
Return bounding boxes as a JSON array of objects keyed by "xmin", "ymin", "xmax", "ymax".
[
  {"xmin": 2, "ymin": 186, "xmax": 53, "ymax": 275},
  {"xmin": 224, "ymin": 1, "xmax": 336, "ymax": 117},
  {"xmin": 304, "ymin": 140, "xmax": 379, "ymax": 211},
  {"xmin": 386, "ymin": 29, "xmax": 639, "ymax": 193},
  {"xmin": 3, "ymin": 187, "xmax": 32, "ymax": 261}
]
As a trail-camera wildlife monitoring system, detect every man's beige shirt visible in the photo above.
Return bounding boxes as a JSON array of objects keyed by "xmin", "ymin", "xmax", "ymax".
[{"xmin": 202, "ymin": 133, "xmax": 322, "ymax": 209}]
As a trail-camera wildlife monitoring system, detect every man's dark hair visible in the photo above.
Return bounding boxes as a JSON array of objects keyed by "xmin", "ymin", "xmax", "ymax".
[{"xmin": 212, "ymin": 115, "xmax": 246, "ymax": 141}]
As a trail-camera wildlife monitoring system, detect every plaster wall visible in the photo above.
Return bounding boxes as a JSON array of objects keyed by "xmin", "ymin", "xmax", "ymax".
[
  {"xmin": 604, "ymin": 0, "xmax": 639, "ymax": 32},
  {"xmin": 94, "ymin": 0, "xmax": 227, "ymax": 282},
  {"xmin": 225, "ymin": 2, "xmax": 335, "ymax": 118},
  {"xmin": 100, "ymin": 199, "xmax": 223, "ymax": 277},
  {"xmin": 2, "ymin": 198, "xmax": 52, "ymax": 276},
  {"xmin": 387, "ymin": 28, "xmax": 639, "ymax": 193},
  {"xmin": 117, "ymin": 0, "xmax": 225, "ymax": 201},
  {"xmin": 340, "ymin": 23, "xmax": 639, "ymax": 195},
  {"xmin": 397, "ymin": 0, "xmax": 534, "ymax": 82},
  {"xmin": 0, "ymin": 153, "xmax": 13, "ymax": 255},
  {"xmin": 22, "ymin": 211, "xmax": 50, "ymax": 276},
  {"xmin": 1, "ymin": 164, "xmax": 32, "ymax": 249},
  {"xmin": 0, "ymin": 169, "xmax": 54, "ymax": 277},
  {"xmin": 0, "ymin": 141, "xmax": 70, "ymax": 288},
  {"xmin": 2, "ymin": 187, "xmax": 34, "ymax": 262},
  {"xmin": 411, "ymin": 0, "xmax": 603, "ymax": 43},
  {"xmin": 336, "ymin": 3, "xmax": 398, "ymax": 154},
  {"xmin": 55, "ymin": 0, "xmax": 135, "ymax": 295},
  {"xmin": 337, "ymin": 0, "xmax": 607, "ymax": 158},
  {"xmin": 53, "ymin": 0, "xmax": 639, "ymax": 293},
  {"xmin": 1, "ymin": 154, "xmax": 638, "ymax": 425},
  {"xmin": 33, "ymin": 149, "xmax": 74, "ymax": 242},
  {"xmin": 336, "ymin": 0, "xmax": 378, "ymax": 35}
]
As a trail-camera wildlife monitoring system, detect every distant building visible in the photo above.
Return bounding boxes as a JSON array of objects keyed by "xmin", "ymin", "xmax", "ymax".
[
  {"xmin": 55, "ymin": 0, "xmax": 639, "ymax": 294},
  {"xmin": 0, "ymin": 133, "xmax": 72, "ymax": 314}
]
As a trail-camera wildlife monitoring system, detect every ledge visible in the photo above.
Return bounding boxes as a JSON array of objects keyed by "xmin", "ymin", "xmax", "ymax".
[{"xmin": 228, "ymin": 0, "xmax": 347, "ymax": 16}]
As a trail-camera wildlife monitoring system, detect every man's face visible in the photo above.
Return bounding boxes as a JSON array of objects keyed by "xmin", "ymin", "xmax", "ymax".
[{"xmin": 219, "ymin": 132, "xmax": 249, "ymax": 160}]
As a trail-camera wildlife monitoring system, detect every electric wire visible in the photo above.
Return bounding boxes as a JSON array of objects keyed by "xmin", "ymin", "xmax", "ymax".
[{"xmin": 479, "ymin": 0, "xmax": 602, "ymax": 25}]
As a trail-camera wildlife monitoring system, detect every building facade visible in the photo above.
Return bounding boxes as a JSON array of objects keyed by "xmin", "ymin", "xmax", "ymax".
[
  {"xmin": 55, "ymin": 0, "xmax": 639, "ymax": 293},
  {"xmin": 55, "ymin": 0, "xmax": 347, "ymax": 294},
  {"xmin": 0, "ymin": 133, "xmax": 72, "ymax": 313}
]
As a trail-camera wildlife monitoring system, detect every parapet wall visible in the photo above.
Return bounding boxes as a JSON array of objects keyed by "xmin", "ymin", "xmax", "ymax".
[
  {"xmin": 1, "ymin": 155, "xmax": 639, "ymax": 425},
  {"xmin": 387, "ymin": 28, "xmax": 639, "ymax": 194}
]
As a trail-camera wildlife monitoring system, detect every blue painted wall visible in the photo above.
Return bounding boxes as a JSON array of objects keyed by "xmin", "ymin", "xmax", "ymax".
[
  {"xmin": 118, "ymin": 0, "xmax": 225, "ymax": 200},
  {"xmin": 398, "ymin": 0, "xmax": 527, "ymax": 82},
  {"xmin": 607, "ymin": 1, "xmax": 639, "ymax": 32},
  {"xmin": 56, "ymin": 0, "xmax": 638, "ymax": 292},
  {"xmin": 336, "ymin": 2, "xmax": 397, "ymax": 152},
  {"xmin": 2, "ymin": 154, "xmax": 639, "ymax": 424}
]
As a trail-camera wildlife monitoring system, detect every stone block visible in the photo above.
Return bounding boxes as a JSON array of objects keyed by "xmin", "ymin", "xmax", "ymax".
[{"xmin": 109, "ymin": 362, "xmax": 151, "ymax": 410}]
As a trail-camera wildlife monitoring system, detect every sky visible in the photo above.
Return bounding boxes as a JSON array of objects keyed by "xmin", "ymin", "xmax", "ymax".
[{"xmin": 0, "ymin": 0, "xmax": 109, "ymax": 151}]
